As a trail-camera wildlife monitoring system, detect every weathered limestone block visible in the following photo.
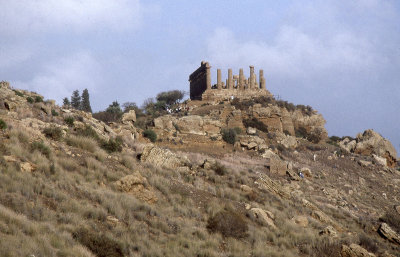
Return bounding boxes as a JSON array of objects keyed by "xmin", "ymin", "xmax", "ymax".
[
  {"xmin": 248, "ymin": 208, "xmax": 276, "ymax": 228},
  {"xmin": 115, "ymin": 173, "xmax": 158, "ymax": 204},
  {"xmin": 140, "ymin": 144, "xmax": 190, "ymax": 169},
  {"xmin": 378, "ymin": 223, "xmax": 400, "ymax": 245},
  {"xmin": 122, "ymin": 110, "xmax": 136, "ymax": 125},
  {"xmin": 341, "ymin": 244, "xmax": 376, "ymax": 257}
]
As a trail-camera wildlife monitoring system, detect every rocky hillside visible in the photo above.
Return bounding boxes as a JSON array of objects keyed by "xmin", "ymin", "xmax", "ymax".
[{"xmin": 0, "ymin": 81, "xmax": 399, "ymax": 257}]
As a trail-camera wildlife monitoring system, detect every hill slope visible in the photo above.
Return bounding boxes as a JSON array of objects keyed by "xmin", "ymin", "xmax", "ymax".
[{"xmin": 0, "ymin": 81, "xmax": 399, "ymax": 257}]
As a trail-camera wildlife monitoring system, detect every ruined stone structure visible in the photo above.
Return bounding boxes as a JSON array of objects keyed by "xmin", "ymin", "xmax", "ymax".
[{"xmin": 189, "ymin": 61, "xmax": 271, "ymax": 101}]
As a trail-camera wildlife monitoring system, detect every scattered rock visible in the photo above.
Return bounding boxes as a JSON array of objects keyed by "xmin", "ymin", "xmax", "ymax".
[
  {"xmin": 106, "ymin": 216, "xmax": 120, "ymax": 226},
  {"xmin": 341, "ymin": 243, "xmax": 375, "ymax": 257},
  {"xmin": 378, "ymin": 223, "xmax": 400, "ymax": 245},
  {"xmin": 115, "ymin": 173, "xmax": 158, "ymax": 204},
  {"xmin": 248, "ymin": 208, "xmax": 276, "ymax": 228},
  {"xmin": 121, "ymin": 110, "xmax": 136, "ymax": 125},
  {"xmin": 3, "ymin": 155, "xmax": 18, "ymax": 162},
  {"xmin": 300, "ymin": 167, "xmax": 312, "ymax": 178},
  {"xmin": 395, "ymin": 205, "xmax": 400, "ymax": 215},
  {"xmin": 20, "ymin": 162, "xmax": 37, "ymax": 172},
  {"xmin": 246, "ymin": 127, "xmax": 256, "ymax": 135},
  {"xmin": 372, "ymin": 154, "xmax": 387, "ymax": 166},
  {"xmin": 319, "ymin": 225, "xmax": 338, "ymax": 237},
  {"xmin": 240, "ymin": 185, "xmax": 253, "ymax": 194},
  {"xmin": 358, "ymin": 160, "xmax": 372, "ymax": 167},
  {"xmin": 140, "ymin": 144, "xmax": 190, "ymax": 169},
  {"xmin": 292, "ymin": 215, "xmax": 308, "ymax": 227}
]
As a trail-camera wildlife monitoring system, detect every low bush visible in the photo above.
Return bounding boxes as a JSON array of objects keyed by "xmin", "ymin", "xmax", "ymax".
[
  {"xmin": 13, "ymin": 90, "xmax": 24, "ymax": 97},
  {"xmin": 143, "ymin": 129, "xmax": 157, "ymax": 143},
  {"xmin": 101, "ymin": 137, "xmax": 123, "ymax": 153},
  {"xmin": 221, "ymin": 128, "xmax": 237, "ymax": 144},
  {"xmin": 43, "ymin": 127, "xmax": 63, "ymax": 141},
  {"xmin": 72, "ymin": 228, "xmax": 126, "ymax": 257},
  {"xmin": 51, "ymin": 109, "xmax": 59, "ymax": 116},
  {"xmin": 295, "ymin": 126, "xmax": 308, "ymax": 138},
  {"xmin": 26, "ymin": 97, "xmax": 34, "ymax": 103},
  {"xmin": 306, "ymin": 238, "xmax": 343, "ymax": 257},
  {"xmin": 212, "ymin": 162, "xmax": 227, "ymax": 176},
  {"xmin": 207, "ymin": 209, "xmax": 248, "ymax": 238},
  {"xmin": 75, "ymin": 125, "xmax": 100, "ymax": 141},
  {"xmin": 0, "ymin": 119, "xmax": 7, "ymax": 130},
  {"xmin": 243, "ymin": 118, "xmax": 269, "ymax": 133},
  {"xmin": 64, "ymin": 116, "xmax": 75, "ymax": 127},
  {"xmin": 31, "ymin": 141, "xmax": 51, "ymax": 158},
  {"xmin": 358, "ymin": 233, "xmax": 378, "ymax": 253},
  {"xmin": 34, "ymin": 96, "xmax": 43, "ymax": 103}
]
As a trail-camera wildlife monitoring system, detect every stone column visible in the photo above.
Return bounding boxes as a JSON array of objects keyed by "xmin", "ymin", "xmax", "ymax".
[
  {"xmin": 259, "ymin": 69, "xmax": 266, "ymax": 89},
  {"xmin": 228, "ymin": 69, "xmax": 233, "ymax": 89},
  {"xmin": 239, "ymin": 68, "xmax": 244, "ymax": 90},
  {"xmin": 249, "ymin": 65, "xmax": 255, "ymax": 89},
  {"xmin": 217, "ymin": 69, "xmax": 222, "ymax": 89},
  {"xmin": 206, "ymin": 63, "xmax": 211, "ymax": 90}
]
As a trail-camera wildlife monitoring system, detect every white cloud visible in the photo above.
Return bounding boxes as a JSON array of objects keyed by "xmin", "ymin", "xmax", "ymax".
[
  {"xmin": 0, "ymin": 0, "xmax": 150, "ymax": 35},
  {"xmin": 13, "ymin": 52, "xmax": 102, "ymax": 104}
]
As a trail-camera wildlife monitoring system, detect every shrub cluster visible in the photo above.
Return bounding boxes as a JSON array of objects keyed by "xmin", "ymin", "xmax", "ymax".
[
  {"xmin": 207, "ymin": 209, "xmax": 248, "ymax": 238},
  {"xmin": 0, "ymin": 119, "xmax": 7, "ymax": 130},
  {"xmin": 26, "ymin": 97, "xmax": 34, "ymax": 103},
  {"xmin": 101, "ymin": 137, "xmax": 123, "ymax": 153},
  {"xmin": 31, "ymin": 141, "xmax": 51, "ymax": 158},
  {"xmin": 143, "ymin": 129, "xmax": 157, "ymax": 143},
  {"xmin": 51, "ymin": 109, "xmax": 59, "ymax": 116},
  {"xmin": 64, "ymin": 116, "xmax": 75, "ymax": 127},
  {"xmin": 243, "ymin": 118, "xmax": 269, "ymax": 133},
  {"xmin": 72, "ymin": 228, "xmax": 126, "ymax": 257},
  {"xmin": 212, "ymin": 162, "xmax": 227, "ymax": 176},
  {"xmin": 13, "ymin": 90, "xmax": 24, "ymax": 97},
  {"xmin": 35, "ymin": 96, "xmax": 43, "ymax": 103},
  {"xmin": 379, "ymin": 208, "xmax": 400, "ymax": 234},
  {"xmin": 43, "ymin": 126, "xmax": 63, "ymax": 141},
  {"xmin": 221, "ymin": 128, "xmax": 237, "ymax": 144}
]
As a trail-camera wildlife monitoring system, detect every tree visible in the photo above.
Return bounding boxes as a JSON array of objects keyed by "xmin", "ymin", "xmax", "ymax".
[
  {"xmin": 106, "ymin": 101, "xmax": 122, "ymax": 114},
  {"xmin": 80, "ymin": 89, "xmax": 92, "ymax": 113},
  {"xmin": 63, "ymin": 97, "xmax": 70, "ymax": 107},
  {"xmin": 122, "ymin": 102, "xmax": 143, "ymax": 117},
  {"xmin": 71, "ymin": 90, "xmax": 81, "ymax": 110},
  {"xmin": 156, "ymin": 90, "xmax": 185, "ymax": 107}
]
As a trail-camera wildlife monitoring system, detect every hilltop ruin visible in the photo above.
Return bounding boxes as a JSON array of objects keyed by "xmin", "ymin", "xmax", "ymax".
[{"xmin": 189, "ymin": 61, "xmax": 272, "ymax": 101}]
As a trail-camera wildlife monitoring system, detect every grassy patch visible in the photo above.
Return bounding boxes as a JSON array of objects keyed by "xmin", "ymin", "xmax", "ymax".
[{"xmin": 43, "ymin": 126, "xmax": 63, "ymax": 141}]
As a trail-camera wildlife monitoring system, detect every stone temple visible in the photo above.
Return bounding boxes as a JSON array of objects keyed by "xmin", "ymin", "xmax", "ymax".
[{"xmin": 189, "ymin": 61, "xmax": 272, "ymax": 101}]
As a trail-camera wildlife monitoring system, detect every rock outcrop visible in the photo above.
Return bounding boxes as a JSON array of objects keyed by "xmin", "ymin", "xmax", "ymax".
[
  {"xmin": 341, "ymin": 244, "xmax": 376, "ymax": 257},
  {"xmin": 115, "ymin": 173, "xmax": 158, "ymax": 204},
  {"xmin": 140, "ymin": 144, "xmax": 190, "ymax": 169},
  {"xmin": 340, "ymin": 130, "xmax": 398, "ymax": 167},
  {"xmin": 378, "ymin": 223, "xmax": 400, "ymax": 245}
]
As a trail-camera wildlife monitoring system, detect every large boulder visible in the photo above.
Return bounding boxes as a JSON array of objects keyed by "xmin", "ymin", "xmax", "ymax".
[
  {"xmin": 353, "ymin": 130, "xmax": 397, "ymax": 167},
  {"xmin": 121, "ymin": 110, "xmax": 136, "ymax": 125},
  {"xmin": 115, "ymin": 173, "xmax": 157, "ymax": 204},
  {"xmin": 140, "ymin": 144, "xmax": 190, "ymax": 169},
  {"xmin": 378, "ymin": 223, "xmax": 400, "ymax": 245},
  {"xmin": 341, "ymin": 244, "xmax": 375, "ymax": 257},
  {"xmin": 248, "ymin": 208, "xmax": 276, "ymax": 228}
]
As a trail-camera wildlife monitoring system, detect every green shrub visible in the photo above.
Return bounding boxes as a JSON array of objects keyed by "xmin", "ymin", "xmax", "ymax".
[
  {"xmin": 143, "ymin": 129, "xmax": 157, "ymax": 142},
  {"xmin": 295, "ymin": 126, "xmax": 308, "ymax": 138},
  {"xmin": 31, "ymin": 141, "xmax": 51, "ymax": 157},
  {"xmin": 0, "ymin": 119, "xmax": 7, "ymax": 130},
  {"xmin": 64, "ymin": 117, "xmax": 75, "ymax": 127},
  {"xmin": 26, "ymin": 97, "xmax": 34, "ymax": 103},
  {"xmin": 76, "ymin": 125, "xmax": 100, "ymax": 140},
  {"xmin": 221, "ymin": 128, "xmax": 237, "ymax": 144},
  {"xmin": 207, "ymin": 209, "xmax": 248, "ymax": 238},
  {"xmin": 43, "ymin": 127, "xmax": 63, "ymax": 141},
  {"xmin": 101, "ymin": 137, "xmax": 123, "ymax": 153},
  {"xmin": 51, "ymin": 109, "xmax": 59, "ymax": 116},
  {"xmin": 243, "ymin": 118, "xmax": 269, "ymax": 133},
  {"xmin": 34, "ymin": 96, "xmax": 43, "ymax": 103},
  {"xmin": 212, "ymin": 162, "xmax": 227, "ymax": 176},
  {"xmin": 232, "ymin": 127, "xmax": 242, "ymax": 135},
  {"xmin": 13, "ymin": 90, "xmax": 24, "ymax": 97},
  {"xmin": 72, "ymin": 228, "xmax": 126, "ymax": 257}
]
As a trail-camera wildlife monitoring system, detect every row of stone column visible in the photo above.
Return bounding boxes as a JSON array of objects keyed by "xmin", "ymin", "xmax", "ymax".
[{"xmin": 216, "ymin": 66, "xmax": 266, "ymax": 90}]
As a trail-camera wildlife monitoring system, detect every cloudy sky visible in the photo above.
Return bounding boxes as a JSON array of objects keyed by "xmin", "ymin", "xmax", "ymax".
[{"xmin": 1, "ymin": 0, "xmax": 399, "ymax": 151}]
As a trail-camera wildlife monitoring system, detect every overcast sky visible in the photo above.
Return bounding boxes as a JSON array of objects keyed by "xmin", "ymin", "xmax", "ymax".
[{"xmin": 1, "ymin": 0, "xmax": 399, "ymax": 152}]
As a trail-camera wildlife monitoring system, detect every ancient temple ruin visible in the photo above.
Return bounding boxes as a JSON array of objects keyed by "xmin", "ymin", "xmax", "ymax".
[{"xmin": 189, "ymin": 61, "xmax": 271, "ymax": 101}]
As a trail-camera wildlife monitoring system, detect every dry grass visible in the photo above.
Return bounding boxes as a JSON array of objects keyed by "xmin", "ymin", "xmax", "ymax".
[{"xmin": 66, "ymin": 135, "xmax": 99, "ymax": 153}]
